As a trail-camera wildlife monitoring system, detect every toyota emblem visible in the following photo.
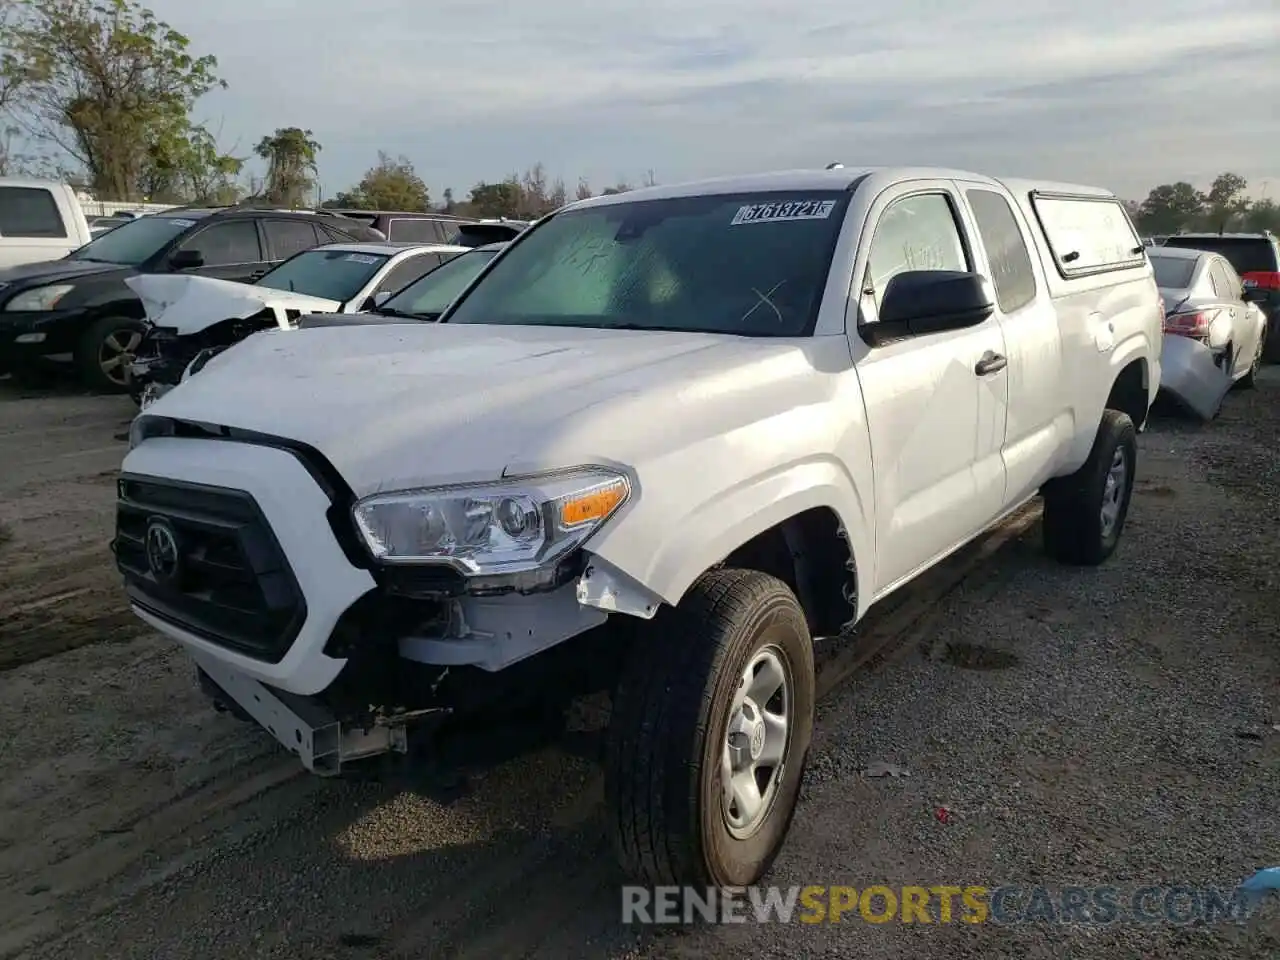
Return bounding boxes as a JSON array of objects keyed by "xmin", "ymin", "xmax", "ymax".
[{"xmin": 145, "ymin": 519, "xmax": 181, "ymax": 584}]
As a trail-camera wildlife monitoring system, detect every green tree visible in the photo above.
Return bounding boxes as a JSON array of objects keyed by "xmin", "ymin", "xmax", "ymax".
[
  {"xmin": 1241, "ymin": 197, "xmax": 1280, "ymax": 234},
  {"xmin": 143, "ymin": 123, "xmax": 243, "ymax": 203},
  {"xmin": 2, "ymin": 0, "xmax": 227, "ymax": 200},
  {"xmin": 468, "ymin": 180, "xmax": 521, "ymax": 217},
  {"xmin": 341, "ymin": 151, "xmax": 429, "ymax": 211},
  {"xmin": 1136, "ymin": 182, "xmax": 1205, "ymax": 235},
  {"xmin": 255, "ymin": 126, "xmax": 320, "ymax": 208},
  {"xmin": 1204, "ymin": 172, "xmax": 1249, "ymax": 232}
]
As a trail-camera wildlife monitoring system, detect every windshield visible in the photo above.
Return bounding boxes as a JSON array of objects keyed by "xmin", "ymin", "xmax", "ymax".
[
  {"xmin": 256, "ymin": 247, "xmax": 390, "ymax": 301},
  {"xmin": 1148, "ymin": 255, "xmax": 1197, "ymax": 289},
  {"xmin": 1160, "ymin": 237, "xmax": 1277, "ymax": 276},
  {"xmin": 443, "ymin": 191, "xmax": 849, "ymax": 335},
  {"xmin": 381, "ymin": 248, "xmax": 498, "ymax": 317},
  {"xmin": 68, "ymin": 216, "xmax": 195, "ymax": 265}
]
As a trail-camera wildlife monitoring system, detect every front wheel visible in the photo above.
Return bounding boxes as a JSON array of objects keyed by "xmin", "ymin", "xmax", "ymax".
[
  {"xmin": 605, "ymin": 568, "xmax": 815, "ymax": 888},
  {"xmin": 74, "ymin": 316, "xmax": 146, "ymax": 393},
  {"xmin": 1042, "ymin": 409, "xmax": 1137, "ymax": 566}
]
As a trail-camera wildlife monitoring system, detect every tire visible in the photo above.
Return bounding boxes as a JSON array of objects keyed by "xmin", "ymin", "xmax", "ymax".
[
  {"xmin": 1042, "ymin": 409, "xmax": 1137, "ymax": 566},
  {"xmin": 1238, "ymin": 331, "xmax": 1264, "ymax": 389},
  {"xmin": 74, "ymin": 316, "xmax": 146, "ymax": 393},
  {"xmin": 605, "ymin": 568, "xmax": 815, "ymax": 888}
]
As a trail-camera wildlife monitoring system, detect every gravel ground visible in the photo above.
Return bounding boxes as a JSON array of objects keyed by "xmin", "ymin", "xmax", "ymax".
[{"xmin": 0, "ymin": 369, "xmax": 1276, "ymax": 959}]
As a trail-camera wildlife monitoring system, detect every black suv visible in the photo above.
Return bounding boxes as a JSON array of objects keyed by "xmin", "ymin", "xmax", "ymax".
[
  {"xmin": 316, "ymin": 209, "xmax": 529, "ymax": 248},
  {"xmin": 0, "ymin": 206, "xmax": 380, "ymax": 390},
  {"xmin": 1160, "ymin": 232, "xmax": 1280, "ymax": 361}
]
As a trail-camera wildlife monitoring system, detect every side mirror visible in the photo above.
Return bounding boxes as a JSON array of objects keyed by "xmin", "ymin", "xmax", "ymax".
[
  {"xmin": 169, "ymin": 249, "xmax": 204, "ymax": 270},
  {"xmin": 373, "ymin": 291, "xmax": 392, "ymax": 307},
  {"xmin": 865, "ymin": 270, "xmax": 995, "ymax": 345}
]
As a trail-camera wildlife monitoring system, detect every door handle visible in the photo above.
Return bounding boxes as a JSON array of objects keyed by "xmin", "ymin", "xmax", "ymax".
[{"xmin": 974, "ymin": 351, "xmax": 1007, "ymax": 376}]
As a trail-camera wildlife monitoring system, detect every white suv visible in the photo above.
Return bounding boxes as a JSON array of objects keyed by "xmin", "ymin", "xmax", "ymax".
[{"xmin": 115, "ymin": 166, "xmax": 1162, "ymax": 889}]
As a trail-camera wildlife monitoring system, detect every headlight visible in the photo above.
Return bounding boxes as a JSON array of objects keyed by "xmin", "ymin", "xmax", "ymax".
[
  {"xmin": 128, "ymin": 414, "xmax": 175, "ymax": 450},
  {"xmin": 4, "ymin": 284, "xmax": 75, "ymax": 311},
  {"xmin": 352, "ymin": 469, "xmax": 631, "ymax": 573}
]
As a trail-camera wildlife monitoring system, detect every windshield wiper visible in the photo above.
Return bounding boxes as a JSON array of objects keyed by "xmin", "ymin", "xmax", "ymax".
[{"xmin": 374, "ymin": 306, "xmax": 428, "ymax": 319}]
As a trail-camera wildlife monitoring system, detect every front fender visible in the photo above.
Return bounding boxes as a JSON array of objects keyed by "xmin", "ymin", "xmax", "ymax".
[{"xmin": 584, "ymin": 457, "xmax": 873, "ymax": 621}]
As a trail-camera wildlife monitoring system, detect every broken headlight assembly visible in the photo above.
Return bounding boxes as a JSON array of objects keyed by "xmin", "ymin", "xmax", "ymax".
[{"xmin": 351, "ymin": 469, "xmax": 631, "ymax": 578}]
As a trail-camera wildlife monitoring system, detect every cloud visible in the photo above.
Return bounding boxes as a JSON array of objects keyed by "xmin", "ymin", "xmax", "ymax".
[{"xmin": 149, "ymin": 0, "xmax": 1280, "ymax": 199}]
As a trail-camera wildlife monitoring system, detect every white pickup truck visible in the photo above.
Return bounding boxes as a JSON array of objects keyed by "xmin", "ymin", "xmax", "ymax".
[{"xmin": 115, "ymin": 166, "xmax": 1161, "ymax": 889}]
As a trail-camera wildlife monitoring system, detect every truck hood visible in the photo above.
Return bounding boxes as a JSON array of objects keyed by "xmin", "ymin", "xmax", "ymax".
[
  {"xmin": 125, "ymin": 274, "xmax": 341, "ymax": 335},
  {"xmin": 142, "ymin": 322, "xmax": 835, "ymax": 497}
]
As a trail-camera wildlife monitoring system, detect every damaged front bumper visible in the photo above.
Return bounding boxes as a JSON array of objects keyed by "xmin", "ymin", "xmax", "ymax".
[{"xmin": 1158, "ymin": 334, "xmax": 1230, "ymax": 421}]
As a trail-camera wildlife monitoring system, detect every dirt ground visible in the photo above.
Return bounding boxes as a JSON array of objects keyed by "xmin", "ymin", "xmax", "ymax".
[{"xmin": 0, "ymin": 370, "xmax": 1277, "ymax": 960}]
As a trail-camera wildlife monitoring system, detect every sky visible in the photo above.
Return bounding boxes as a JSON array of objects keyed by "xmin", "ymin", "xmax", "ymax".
[{"xmin": 145, "ymin": 0, "xmax": 1280, "ymax": 204}]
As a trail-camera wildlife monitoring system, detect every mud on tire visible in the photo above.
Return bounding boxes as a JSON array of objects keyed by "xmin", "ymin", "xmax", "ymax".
[
  {"xmin": 1042, "ymin": 409, "xmax": 1137, "ymax": 566},
  {"xmin": 605, "ymin": 568, "xmax": 815, "ymax": 888}
]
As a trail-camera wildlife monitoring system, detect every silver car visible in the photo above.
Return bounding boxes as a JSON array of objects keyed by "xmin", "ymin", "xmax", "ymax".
[{"xmin": 1150, "ymin": 246, "xmax": 1267, "ymax": 419}]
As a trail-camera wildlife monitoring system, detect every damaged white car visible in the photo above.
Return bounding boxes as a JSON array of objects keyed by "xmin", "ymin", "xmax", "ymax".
[
  {"xmin": 125, "ymin": 241, "xmax": 467, "ymax": 406},
  {"xmin": 1150, "ymin": 246, "xmax": 1267, "ymax": 419}
]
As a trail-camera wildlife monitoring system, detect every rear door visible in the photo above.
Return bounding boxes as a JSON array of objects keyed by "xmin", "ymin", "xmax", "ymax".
[
  {"xmin": 1206, "ymin": 257, "xmax": 1240, "ymax": 353},
  {"xmin": 262, "ymin": 219, "xmax": 323, "ymax": 265},
  {"xmin": 961, "ymin": 184, "xmax": 1067, "ymax": 505}
]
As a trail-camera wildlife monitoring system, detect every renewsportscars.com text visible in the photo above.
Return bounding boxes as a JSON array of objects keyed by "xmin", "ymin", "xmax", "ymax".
[{"xmin": 622, "ymin": 884, "xmax": 1257, "ymax": 925}]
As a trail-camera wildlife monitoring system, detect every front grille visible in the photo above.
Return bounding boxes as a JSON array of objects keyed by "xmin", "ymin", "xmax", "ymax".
[{"xmin": 114, "ymin": 475, "xmax": 307, "ymax": 662}]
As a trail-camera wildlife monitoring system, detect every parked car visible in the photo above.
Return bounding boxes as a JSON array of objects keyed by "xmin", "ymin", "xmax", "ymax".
[
  {"xmin": 315, "ymin": 209, "xmax": 528, "ymax": 248},
  {"xmin": 1159, "ymin": 232, "xmax": 1280, "ymax": 361},
  {"xmin": 125, "ymin": 241, "xmax": 469, "ymax": 405},
  {"xmin": 0, "ymin": 178, "xmax": 94, "ymax": 268},
  {"xmin": 365, "ymin": 241, "xmax": 506, "ymax": 321},
  {"xmin": 1149, "ymin": 246, "xmax": 1266, "ymax": 418},
  {"xmin": 0, "ymin": 205, "xmax": 380, "ymax": 390},
  {"xmin": 115, "ymin": 167, "xmax": 1160, "ymax": 890}
]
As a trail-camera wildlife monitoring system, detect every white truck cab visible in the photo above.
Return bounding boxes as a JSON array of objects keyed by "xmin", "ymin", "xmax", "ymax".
[
  {"xmin": 115, "ymin": 166, "xmax": 1161, "ymax": 889},
  {"xmin": 0, "ymin": 178, "xmax": 93, "ymax": 267}
]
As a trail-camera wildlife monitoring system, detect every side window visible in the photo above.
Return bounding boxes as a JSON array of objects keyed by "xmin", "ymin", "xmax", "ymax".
[
  {"xmin": 388, "ymin": 218, "xmax": 444, "ymax": 242},
  {"xmin": 264, "ymin": 219, "xmax": 320, "ymax": 261},
  {"xmin": 318, "ymin": 223, "xmax": 354, "ymax": 243},
  {"xmin": 865, "ymin": 193, "xmax": 969, "ymax": 309},
  {"xmin": 375, "ymin": 254, "xmax": 445, "ymax": 294},
  {"xmin": 180, "ymin": 221, "xmax": 262, "ymax": 265},
  {"xmin": 966, "ymin": 189, "xmax": 1037, "ymax": 314},
  {"xmin": 1209, "ymin": 260, "xmax": 1238, "ymax": 300},
  {"xmin": 1030, "ymin": 195, "xmax": 1144, "ymax": 277},
  {"xmin": 0, "ymin": 186, "xmax": 67, "ymax": 239}
]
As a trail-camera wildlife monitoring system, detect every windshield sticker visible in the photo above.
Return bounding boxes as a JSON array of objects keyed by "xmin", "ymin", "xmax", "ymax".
[
  {"xmin": 168, "ymin": 218, "xmax": 196, "ymax": 228},
  {"xmin": 731, "ymin": 200, "xmax": 836, "ymax": 226},
  {"xmin": 344, "ymin": 254, "xmax": 380, "ymax": 264}
]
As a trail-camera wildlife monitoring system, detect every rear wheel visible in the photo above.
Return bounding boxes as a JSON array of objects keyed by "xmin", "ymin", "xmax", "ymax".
[
  {"xmin": 1043, "ymin": 410, "xmax": 1137, "ymax": 566},
  {"xmin": 606, "ymin": 568, "xmax": 815, "ymax": 888},
  {"xmin": 75, "ymin": 316, "xmax": 145, "ymax": 393},
  {"xmin": 1238, "ymin": 332, "xmax": 1264, "ymax": 389}
]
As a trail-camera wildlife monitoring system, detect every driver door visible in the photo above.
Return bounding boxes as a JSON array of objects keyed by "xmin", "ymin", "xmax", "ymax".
[
  {"xmin": 850, "ymin": 182, "xmax": 1010, "ymax": 595},
  {"xmin": 171, "ymin": 220, "xmax": 271, "ymax": 283}
]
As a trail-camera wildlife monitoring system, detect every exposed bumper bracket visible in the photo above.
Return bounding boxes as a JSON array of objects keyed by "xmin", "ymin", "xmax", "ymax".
[{"xmin": 195, "ymin": 654, "xmax": 410, "ymax": 776}]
